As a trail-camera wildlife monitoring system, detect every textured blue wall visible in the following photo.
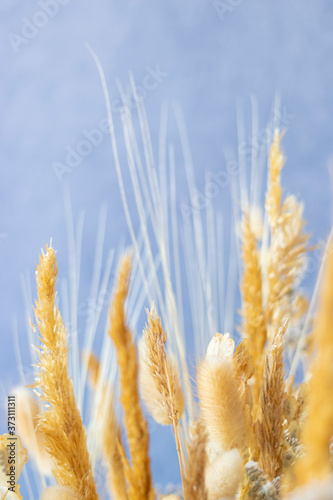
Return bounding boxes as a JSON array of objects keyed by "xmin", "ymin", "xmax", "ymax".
[{"xmin": 1, "ymin": 1, "xmax": 333, "ymax": 497}]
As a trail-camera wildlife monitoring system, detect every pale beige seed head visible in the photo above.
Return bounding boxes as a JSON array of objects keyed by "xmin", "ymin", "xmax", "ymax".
[
  {"xmin": 39, "ymin": 485, "xmax": 78, "ymax": 499},
  {"xmin": 205, "ymin": 449, "xmax": 243, "ymax": 500},
  {"xmin": 14, "ymin": 386, "xmax": 52, "ymax": 475}
]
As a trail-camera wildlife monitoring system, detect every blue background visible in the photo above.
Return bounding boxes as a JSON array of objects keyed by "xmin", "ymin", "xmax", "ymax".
[{"xmin": 1, "ymin": 1, "xmax": 333, "ymax": 497}]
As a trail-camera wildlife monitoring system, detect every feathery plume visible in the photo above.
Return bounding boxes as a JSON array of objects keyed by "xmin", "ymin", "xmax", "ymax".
[
  {"xmin": 108, "ymin": 255, "xmax": 154, "ymax": 500},
  {"xmin": 33, "ymin": 244, "xmax": 98, "ymax": 500},
  {"xmin": 183, "ymin": 421, "xmax": 208, "ymax": 500}
]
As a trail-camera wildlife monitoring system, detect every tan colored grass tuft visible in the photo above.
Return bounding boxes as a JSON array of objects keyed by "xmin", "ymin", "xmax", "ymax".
[
  {"xmin": 183, "ymin": 421, "xmax": 208, "ymax": 500},
  {"xmin": 295, "ymin": 244, "xmax": 333, "ymax": 485},
  {"xmin": 108, "ymin": 255, "xmax": 154, "ymax": 500},
  {"xmin": 33, "ymin": 244, "xmax": 98, "ymax": 500},
  {"xmin": 241, "ymin": 215, "xmax": 267, "ymax": 408},
  {"xmin": 255, "ymin": 321, "xmax": 288, "ymax": 481},
  {"xmin": 197, "ymin": 349, "xmax": 249, "ymax": 451}
]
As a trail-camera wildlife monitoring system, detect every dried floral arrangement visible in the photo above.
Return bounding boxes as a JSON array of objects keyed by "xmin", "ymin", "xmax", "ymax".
[{"xmin": 1, "ymin": 93, "xmax": 333, "ymax": 499}]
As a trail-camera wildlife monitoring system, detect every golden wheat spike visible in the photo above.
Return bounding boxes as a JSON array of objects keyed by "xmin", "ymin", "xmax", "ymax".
[
  {"xmin": 265, "ymin": 131, "xmax": 309, "ymax": 335},
  {"xmin": 295, "ymin": 244, "xmax": 333, "ymax": 485},
  {"xmin": 241, "ymin": 215, "xmax": 267, "ymax": 407},
  {"xmin": 256, "ymin": 321, "xmax": 288, "ymax": 481},
  {"xmin": 108, "ymin": 255, "xmax": 154, "ymax": 500},
  {"xmin": 33, "ymin": 244, "xmax": 98, "ymax": 500},
  {"xmin": 139, "ymin": 306, "xmax": 185, "ymax": 426},
  {"xmin": 183, "ymin": 421, "xmax": 207, "ymax": 500}
]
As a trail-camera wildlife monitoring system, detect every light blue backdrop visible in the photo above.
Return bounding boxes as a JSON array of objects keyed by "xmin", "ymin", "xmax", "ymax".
[{"xmin": 1, "ymin": 1, "xmax": 333, "ymax": 497}]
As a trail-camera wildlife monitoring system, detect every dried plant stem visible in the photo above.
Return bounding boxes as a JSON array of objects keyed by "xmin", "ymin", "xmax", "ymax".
[
  {"xmin": 241, "ymin": 215, "xmax": 267, "ymax": 408},
  {"xmin": 108, "ymin": 256, "xmax": 154, "ymax": 500},
  {"xmin": 33, "ymin": 244, "xmax": 98, "ymax": 500}
]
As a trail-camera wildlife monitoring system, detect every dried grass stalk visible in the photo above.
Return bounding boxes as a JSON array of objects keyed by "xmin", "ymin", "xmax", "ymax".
[
  {"xmin": 295, "ymin": 245, "xmax": 333, "ymax": 485},
  {"xmin": 183, "ymin": 421, "xmax": 208, "ymax": 500},
  {"xmin": 256, "ymin": 321, "xmax": 288, "ymax": 481},
  {"xmin": 108, "ymin": 255, "xmax": 154, "ymax": 500},
  {"xmin": 33, "ymin": 244, "xmax": 98, "ymax": 500},
  {"xmin": 240, "ymin": 216, "xmax": 266, "ymax": 407}
]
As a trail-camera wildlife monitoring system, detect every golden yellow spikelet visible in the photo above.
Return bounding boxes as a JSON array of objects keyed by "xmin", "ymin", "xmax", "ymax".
[
  {"xmin": 295, "ymin": 244, "xmax": 333, "ymax": 485},
  {"xmin": 108, "ymin": 255, "xmax": 154, "ymax": 500},
  {"xmin": 33, "ymin": 244, "xmax": 98, "ymax": 500},
  {"xmin": 240, "ymin": 215, "xmax": 267, "ymax": 407}
]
